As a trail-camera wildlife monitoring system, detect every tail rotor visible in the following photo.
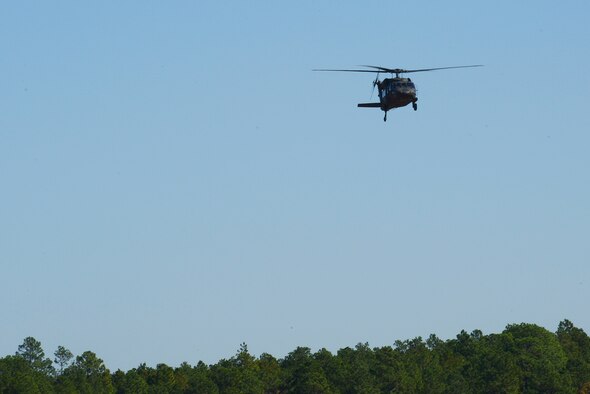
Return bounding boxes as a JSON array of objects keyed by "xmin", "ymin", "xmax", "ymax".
[{"xmin": 370, "ymin": 72, "xmax": 380, "ymax": 99}]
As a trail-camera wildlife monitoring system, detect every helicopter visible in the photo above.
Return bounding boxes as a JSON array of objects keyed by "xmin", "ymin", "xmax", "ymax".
[{"xmin": 313, "ymin": 64, "xmax": 483, "ymax": 121}]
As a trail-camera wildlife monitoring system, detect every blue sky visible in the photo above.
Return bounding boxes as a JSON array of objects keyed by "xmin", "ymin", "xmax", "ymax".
[{"xmin": 1, "ymin": 1, "xmax": 589, "ymax": 370}]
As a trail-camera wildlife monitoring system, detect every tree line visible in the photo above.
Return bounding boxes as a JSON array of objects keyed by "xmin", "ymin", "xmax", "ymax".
[{"xmin": 1, "ymin": 320, "xmax": 590, "ymax": 393}]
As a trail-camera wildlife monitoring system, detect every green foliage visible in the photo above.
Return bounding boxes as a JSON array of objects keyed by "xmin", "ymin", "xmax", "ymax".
[
  {"xmin": 281, "ymin": 347, "xmax": 334, "ymax": 393},
  {"xmin": 0, "ymin": 355, "xmax": 54, "ymax": 393},
  {"xmin": 3, "ymin": 321, "xmax": 590, "ymax": 393},
  {"xmin": 185, "ymin": 361, "xmax": 219, "ymax": 394},
  {"xmin": 504, "ymin": 323, "xmax": 572, "ymax": 393},
  {"xmin": 257, "ymin": 352, "xmax": 282, "ymax": 393},
  {"xmin": 210, "ymin": 343, "xmax": 264, "ymax": 394},
  {"xmin": 63, "ymin": 351, "xmax": 114, "ymax": 394},
  {"xmin": 334, "ymin": 343, "xmax": 379, "ymax": 394},
  {"xmin": 54, "ymin": 346, "xmax": 74, "ymax": 375},
  {"xmin": 557, "ymin": 319, "xmax": 590, "ymax": 391},
  {"xmin": 468, "ymin": 333, "xmax": 520, "ymax": 393},
  {"xmin": 16, "ymin": 336, "xmax": 55, "ymax": 376}
]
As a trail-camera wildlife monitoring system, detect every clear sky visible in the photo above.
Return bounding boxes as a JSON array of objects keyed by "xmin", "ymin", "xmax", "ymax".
[{"xmin": 1, "ymin": 1, "xmax": 589, "ymax": 371}]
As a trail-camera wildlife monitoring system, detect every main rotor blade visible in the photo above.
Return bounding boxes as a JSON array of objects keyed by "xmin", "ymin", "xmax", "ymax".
[
  {"xmin": 359, "ymin": 65, "xmax": 397, "ymax": 73},
  {"xmin": 361, "ymin": 64, "xmax": 483, "ymax": 74},
  {"xmin": 314, "ymin": 64, "xmax": 483, "ymax": 74},
  {"xmin": 402, "ymin": 65, "xmax": 484, "ymax": 73},
  {"xmin": 313, "ymin": 68, "xmax": 382, "ymax": 73}
]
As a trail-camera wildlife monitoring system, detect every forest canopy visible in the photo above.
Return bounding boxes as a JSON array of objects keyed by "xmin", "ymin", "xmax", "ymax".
[{"xmin": 1, "ymin": 320, "xmax": 590, "ymax": 393}]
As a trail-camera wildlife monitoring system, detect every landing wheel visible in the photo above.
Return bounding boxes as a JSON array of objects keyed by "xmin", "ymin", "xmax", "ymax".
[
  {"xmin": 412, "ymin": 102, "xmax": 417, "ymax": 111},
  {"xmin": 383, "ymin": 112, "xmax": 388, "ymax": 122}
]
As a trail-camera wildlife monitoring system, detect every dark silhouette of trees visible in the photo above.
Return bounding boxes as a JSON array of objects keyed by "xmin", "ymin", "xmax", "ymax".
[
  {"xmin": 2, "ymin": 320, "xmax": 590, "ymax": 393},
  {"xmin": 54, "ymin": 346, "xmax": 73, "ymax": 376},
  {"xmin": 558, "ymin": 319, "xmax": 590, "ymax": 391},
  {"xmin": 16, "ymin": 336, "xmax": 54, "ymax": 377}
]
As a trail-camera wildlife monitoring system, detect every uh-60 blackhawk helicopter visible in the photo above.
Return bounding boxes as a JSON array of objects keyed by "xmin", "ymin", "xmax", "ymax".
[{"xmin": 313, "ymin": 64, "xmax": 483, "ymax": 122}]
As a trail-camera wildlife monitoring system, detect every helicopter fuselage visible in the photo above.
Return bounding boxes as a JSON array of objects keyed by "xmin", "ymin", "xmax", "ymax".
[
  {"xmin": 357, "ymin": 77, "xmax": 418, "ymax": 121},
  {"xmin": 378, "ymin": 77, "xmax": 417, "ymax": 111}
]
